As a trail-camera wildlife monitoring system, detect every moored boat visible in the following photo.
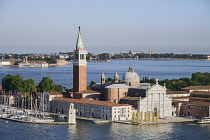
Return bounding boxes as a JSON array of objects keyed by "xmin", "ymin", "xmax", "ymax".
[{"xmin": 197, "ymin": 117, "xmax": 210, "ymax": 124}]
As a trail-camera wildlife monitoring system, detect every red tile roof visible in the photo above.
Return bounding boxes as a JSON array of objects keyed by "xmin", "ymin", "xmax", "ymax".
[
  {"xmin": 16, "ymin": 92, "xmax": 31, "ymax": 96},
  {"xmin": 54, "ymin": 97, "xmax": 91, "ymax": 104},
  {"xmin": 183, "ymin": 101, "xmax": 210, "ymax": 106},
  {"xmin": 121, "ymin": 96, "xmax": 142, "ymax": 100},
  {"xmin": 182, "ymin": 86, "xmax": 210, "ymax": 90},
  {"xmin": 190, "ymin": 97, "xmax": 210, "ymax": 101},
  {"xmin": 53, "ymin": 97, "xmax": 130, "ymax": 107},
  {"xmin": 45, "ymin": 91, "xmax": 63, "ymax": 95}
]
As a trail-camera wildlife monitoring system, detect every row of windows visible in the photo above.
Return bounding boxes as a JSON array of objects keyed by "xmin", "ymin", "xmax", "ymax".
[{"xmin": 184, "ymin": 105, "xmax": 209, "ymax": 111}]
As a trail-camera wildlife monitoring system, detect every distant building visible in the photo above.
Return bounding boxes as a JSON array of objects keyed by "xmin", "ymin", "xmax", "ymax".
[
  {"xmin": 166, "ymin": 91, "xmax": 190, "ymax": 102},
  {"xmin": 59, "ymin": 54, "xmax": 69, "ymax": 59},
  {"xmin": 129, "ymin": 50, "xmax": 144, "ymax": 55},
  {"xmin": 19, "ymin": 57, "xmax": 48, "ymax": 67},
  {"xmin": 181, "ymin": 86, "xmax": 210, "ymax": 93},
  {"xmin": 180, "ymin": 91, "xmax": 210, "ymax": 118},
  {"xmin": 180, "ymin": 101, "xmax": 210, "ymax": 118},
  {"xmin": 28, "ymin": 61, "xmax": 48, "ymax": 67},
  {"xmin": 0, "ymin": 61, "xmax": 10, "ymax": 66},
  {"xmin": 56, "ymin": 59, "xmax": 70, "ymax": 66},
  {"xmin": 149, "ymin": 51, "xmax": 155, "ymax": 54}
]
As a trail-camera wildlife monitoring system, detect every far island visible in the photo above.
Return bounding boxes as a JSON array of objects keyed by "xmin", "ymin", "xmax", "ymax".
[{"xmin": 0, "ymin": 50, "xmax": 209, "ymax": 67}]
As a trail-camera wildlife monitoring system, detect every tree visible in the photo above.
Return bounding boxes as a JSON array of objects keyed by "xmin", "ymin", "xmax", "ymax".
[
  {"xmin": 54, "ymin": 85, "xmax": 63, "ymax": 91},
  {"xmin": 2, "ymin": 74, "xmax": 13, "ymax": 92},
  {"xmin": 37, "ymin": 77, "xmax": 54, "ymax": 92},
  {"xmin": 106, "ymin": 78, "xmax": 114, "ymax": 83},
  {"xmin": 89, "ymin": 81, "xmax": 96, "ymax": 86},
  {"xmin": 45, "ymin": 56, "xmax": 57, "ymax": 64},
  {"xmin": 22, "ymin": 78, "xmax": 35, "ymax": 92},
  {"xmin": 2, "ymin": 74, "xmax": 24, "ymax": 93},
  {"xmin": 11, "ymin": 74, "xmax": 23, "ymax": 92},
  {"xmin": 14, "ymin": 61, "xmax": 20, "ymax": 65},
  {"xmin": 63, "ymin": 87, "xmax": 73, "ymax": 92}
]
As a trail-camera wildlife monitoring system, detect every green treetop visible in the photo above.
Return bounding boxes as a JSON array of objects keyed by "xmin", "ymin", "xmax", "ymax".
[{"xmin": 37, "ymin": 76, "xmax": 54, "ymax": 92}]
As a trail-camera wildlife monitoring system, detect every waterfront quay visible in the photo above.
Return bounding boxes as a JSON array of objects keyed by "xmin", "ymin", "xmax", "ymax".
[{"xmin": 115, "ymin": 116, "xmax": 197, "ymax": 125}]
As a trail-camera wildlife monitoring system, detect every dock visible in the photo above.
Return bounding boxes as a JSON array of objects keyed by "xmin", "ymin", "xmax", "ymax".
[
  {"xmin": 76, "ymin": 116, "xmax": 110, "ymax": 124},
  {"xmin": 0, "ymin": 117, "xmax": 69, "ymax": 125}
]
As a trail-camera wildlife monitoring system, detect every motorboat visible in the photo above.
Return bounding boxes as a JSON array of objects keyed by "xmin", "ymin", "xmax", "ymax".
[{"xmin": 197, "ymin": 117, "xmax": 210, "ymax": 124}]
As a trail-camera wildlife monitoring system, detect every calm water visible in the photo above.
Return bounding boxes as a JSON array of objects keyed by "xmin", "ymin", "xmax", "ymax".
[
  {"xmin": 0, "ymin": 59, "xmax": 210, "ymax": 139},
  {"xmin": 1, "ymin": 119, "xmax": 210, "ymax": 140},
  {"xmin": 0, "ymin": 59, "xmax": 209, "ymax": 88}
]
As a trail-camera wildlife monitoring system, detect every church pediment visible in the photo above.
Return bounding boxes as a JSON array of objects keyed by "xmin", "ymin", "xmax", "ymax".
[{"xmin": 149, "ymin": 84, "xmax": 166, "ymax": 91}]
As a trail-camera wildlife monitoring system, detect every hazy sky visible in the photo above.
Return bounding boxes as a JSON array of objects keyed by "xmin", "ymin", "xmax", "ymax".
[{"xmin": 0, "ymin": 0, "xmax": 210, "ymax": 54}]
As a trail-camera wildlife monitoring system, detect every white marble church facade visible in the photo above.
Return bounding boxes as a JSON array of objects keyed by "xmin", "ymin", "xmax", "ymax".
[{"xmin": 137, "ymin": 83, "xmax": 174, "ymax": 118}]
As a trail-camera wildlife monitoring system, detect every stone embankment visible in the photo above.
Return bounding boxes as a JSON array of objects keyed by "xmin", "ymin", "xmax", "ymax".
[{"xmin": 115, "ymin": 117, "xmax": 197, "ymax": 125}]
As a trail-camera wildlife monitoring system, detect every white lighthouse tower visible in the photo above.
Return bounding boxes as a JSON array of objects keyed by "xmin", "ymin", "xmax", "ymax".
[{"xmin": 68, "ymin": 103, "xmax": 76, "ymax": 124}]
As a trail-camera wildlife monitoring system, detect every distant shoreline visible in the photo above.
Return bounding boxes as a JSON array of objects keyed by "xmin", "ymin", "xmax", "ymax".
[{"xmin": 87, "ymin": 58, "xmax": 210, "ymax": 62}]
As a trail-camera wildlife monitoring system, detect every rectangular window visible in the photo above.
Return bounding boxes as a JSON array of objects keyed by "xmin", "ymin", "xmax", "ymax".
[
  {"xmin": 80, "ymin": 54, "xmax": 84, "ymax": 60},
  {"xmin": 75, "ymin": 54, "xmax": 78, "ymax": 59}
]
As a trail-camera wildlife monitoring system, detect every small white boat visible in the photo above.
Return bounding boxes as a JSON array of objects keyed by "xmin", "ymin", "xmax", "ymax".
[
  {"xmin": 197, "ymin": 117, "xmax": 210, "ymax": 124},
  {"xmin": 32, "ymin": 117, "xmax": 54, "ymax": 122},
  {"xmin": 59, "ymin": 115, "xmax": 65, "ymax": 118}
]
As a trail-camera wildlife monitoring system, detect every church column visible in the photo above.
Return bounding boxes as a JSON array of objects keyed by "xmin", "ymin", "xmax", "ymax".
[
  {"xmin": 163, "ymin": 93, "xmax": 165, "ymax": 117},
  {"xmin": 159, "ymin": 93, "xmax": 161, "ymax": 115},
  {"xmin": 147, "ymin": 92, "xmax": 149, "ymax": 111},
  {"xmin": 151, "ymin": 93, "xmax": 154, "ymax": 112}
]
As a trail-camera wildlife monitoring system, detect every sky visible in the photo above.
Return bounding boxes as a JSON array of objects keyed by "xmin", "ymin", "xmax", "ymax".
[{"xmin": 0, "ymin": 0, "xmax": 210, "ymax": 54}]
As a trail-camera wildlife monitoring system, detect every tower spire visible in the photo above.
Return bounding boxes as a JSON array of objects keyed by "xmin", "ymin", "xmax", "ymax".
[
  {"xmin": 114, "ymin": 70, "xmax": 119, "ymax": 83},
  {"xmin": 101, "ymin": 72, "xmax": 106, "ymax": 85},
  {"xmin": 76, "ymin": 26, "xmax": 84, "ymax": 50}
]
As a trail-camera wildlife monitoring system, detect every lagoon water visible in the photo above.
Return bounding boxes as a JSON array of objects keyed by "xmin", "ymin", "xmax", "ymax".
[
  {"xmin": 0, "ymin": 59, "xmax": 209, "ymax": 88},
  {"xmin": 1, "ymin": 119, "xmax": 210, "ymax": 140},
  {"xmin": 0, "ymin": 59, "xmax": 210, "ymax": 139}
]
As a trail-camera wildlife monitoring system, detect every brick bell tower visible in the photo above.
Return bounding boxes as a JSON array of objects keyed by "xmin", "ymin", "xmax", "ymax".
[{"xmin": 73, "ymin": 27, "xmax": 87, "ymax": 93}]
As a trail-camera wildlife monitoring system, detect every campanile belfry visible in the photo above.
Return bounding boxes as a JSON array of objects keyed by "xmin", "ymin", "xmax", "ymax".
[{"xmin": 73, "ymin": 27, "xmax": 87, "ymax": 93}]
